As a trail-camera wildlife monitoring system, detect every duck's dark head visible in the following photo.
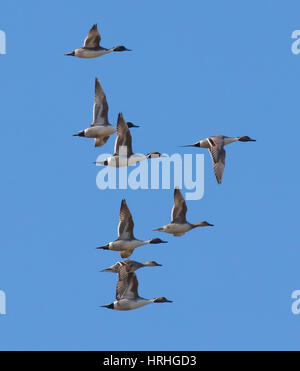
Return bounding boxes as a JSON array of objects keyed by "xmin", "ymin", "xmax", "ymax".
[
  {"xmin": 238, "ymin": 136, "xmax": 256, "ymax": 142},
  {"xmin": 144, "ymin": 261, "xmax": 162, "ymax": 267},
  {"xmin": 198, "ymin": 221, "xmax": 214, "ymax": 227},
  {"xmin": 113, "ymin": 45, "xmax": 131, "ymax": 52},
  {"xmin": 153, "ymin": 297, "xmax": 173, "ymax": 303},
  {"xmin": 127, "ymin": 122, "xmax": 140, "ymax": 128},
  {"xmin": 149, "ymin": 238, "xmax": 168, "ymax": 244}
]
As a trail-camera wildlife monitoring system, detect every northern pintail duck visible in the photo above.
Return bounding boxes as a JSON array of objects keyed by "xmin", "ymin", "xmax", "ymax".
[
  {"xmin": 183, "ymin": 135, "xmax": 256, "ymax": 184},
  {"xmin": 95, "ymin": 113, "xmax": 164, "ymax": 167},
  {"xmin": 97, "ymin": 199, "xmax": 167, "ymax": 258},
  {"xmin": 154, "ymin": 188, "xmax": 214, "ymax": 237},
  {"xmin": 101, "ymin": 259, "xmax": 162, "ymax": 273},
  {"xmin": 101, "ymin": 263, "xmax": 172, "ymax": 311},
  {"xmin": 65, "ymin": 24, "xmax": 131, "ymax": 58},
  {"xmin": 73, "ymin": 78, "xmax": 138, "ymax": 147}
]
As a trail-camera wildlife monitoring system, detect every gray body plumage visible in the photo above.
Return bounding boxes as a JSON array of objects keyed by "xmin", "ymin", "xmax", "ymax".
[
  {"xmin": 101, "ymin": 260, "xmax": 162, "ymax": 273},
  {"xmin": 65, "ymin": 24, "xmax": 131, "ymax": 59},
  {"xmin": 95, "ymin": 113, "xmax": 163, "ymax": 167},
  {"xmin": 97, "ymin": 199, "xmax": 167, "ymax": 258},
  {"xmin": 154, "ymin": 188, "xmax": 214, "ymax": 236},
  {"xmin": 101, "ymin": 262, "xmax": 172, "ymax": 311}
]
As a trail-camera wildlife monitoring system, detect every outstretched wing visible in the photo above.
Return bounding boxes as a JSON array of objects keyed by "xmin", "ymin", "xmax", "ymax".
[
  {"xmin": 92, "ymin": 78, "xmax": 109, "ymax": 126},
  {"xmin": 208, "ymin": 137, "xmax": 226, "ymax": 184},
  {"xmin": 171, "ymin": 188, "xmax": 187, "ymax": 223},
  {"xmin": 120, "ymin": 249, "xmax": 134, "ymax": 259},
  {"xmin": 116, "ymin": 269, "xmax": 139, "ymax": 300},
  {"xmin": 117, "ymin": 199, "xmax": 135, "ymax": 240},
  {"xmin": 83, "ymin": 24, "xmax": 101, "ymax": 48},
  {"xmin": 94, "ymin": 136, "xmax": 110, "ymax": 147},
  {"xmin": 114, "ymin": 113, "xmax": 133, "ymax": 156}
]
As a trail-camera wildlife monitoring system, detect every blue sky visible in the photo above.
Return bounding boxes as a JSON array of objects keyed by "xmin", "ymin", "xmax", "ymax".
[{"xmin": 0, "ymin": 0, "xmax": 299, "ymax": 350}]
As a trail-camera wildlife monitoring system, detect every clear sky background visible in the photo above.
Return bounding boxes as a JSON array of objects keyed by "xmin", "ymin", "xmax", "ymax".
[{"xmin": 0, "ymin": 0, "xmax": 299, "ymax": 350}]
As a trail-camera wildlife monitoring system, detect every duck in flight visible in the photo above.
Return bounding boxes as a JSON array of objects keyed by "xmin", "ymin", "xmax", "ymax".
[
  {"xmin": 182, "ymin": 135, "xmax": 256, "ymax": 184},
  {"xmin": 101, "ymin": 263, "xmax": 172, "ymax": 311},
  {"xmin": 97, "ymin": 199, "xmax": 167, "ymax": 258},
  {"xmin": 65, "ymin": 24, "xmax": 131, "ymax": 58},
  {"xmin": 73, "ymin": 78, "xmax": 138, "ymax": 147},
  {"xmin": 95, "ymin": 113, "xmax": 163, "ymax": 167},
  {"xmin": 154, "ymin": 188, "xmax": 214, "ymax": 237},
  {"xmin": 101, "ymin": 260, "xmax": 162, "ymax": 273}
]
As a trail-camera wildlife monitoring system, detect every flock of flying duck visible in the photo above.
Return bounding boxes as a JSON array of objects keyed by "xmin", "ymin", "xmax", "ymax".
[{"xmin": 67, "ymin": 24, "xmax": 256, "ymax": 311}]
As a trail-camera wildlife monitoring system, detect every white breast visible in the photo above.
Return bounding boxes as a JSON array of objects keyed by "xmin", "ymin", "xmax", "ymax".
[
  {"xmin": 85, "ymin": 125, "xmax": 115, "ymax": 138},
  {"xmin": 109, "ymin": 240, "xmax": 144, "ymax": 251},
  {"xmin": 127, "ymin": 154, "xmax": 146, "ymax": 166},
  {"xmin": 223, "ymin": 137, "xmax": 238, "ymax": 146},
  {"xmin": 75, "ymin": 48, "xmax": 112, "ymax": 58},
  {"xmin": 199, "ymin": 138, "xmax": 211, "ymax": 148},
  {"xmin": 106, "ymin": 156, "xmax": 128, "ymax": 167},
  {"xmin": 166, "ymin": 223, "xmax": 191, "ymax": 234},
  {"xmin": 105, "ymin": 154, "xmax": 147, "ymax": 167},
  {"xmin": 114, "ymin": 298, "xmax": 152, "ymax": 311}
]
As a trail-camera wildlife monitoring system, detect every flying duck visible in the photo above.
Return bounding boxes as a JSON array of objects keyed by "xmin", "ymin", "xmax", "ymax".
[
  {"xmin": 101, "ymin": 260, "xmax": 162, "ymax": 273},
  {"xmin": 183, "ymin": 135, "xmax": 256, "ymax": 184},
  {"xmin": 95, "ymin": 113, "xmax": 163, "ymax": 167},
  {"xmin": 101, "ymin": 264, "xmax": 172, "ymax": 311},
  {"xmin": 73, "ymin": 78, "xmax": 138, "ymax": 147},
  {"xmin": 154, "ymin": 188, "xmax": 214, "ymax": 237},
  {"xmin": 65, "ymin": 24, "xmax": 131, "ymax": 58},
  {"xmin": 97, "ymin": 199, "xmax": 167, "ymax": 258}
]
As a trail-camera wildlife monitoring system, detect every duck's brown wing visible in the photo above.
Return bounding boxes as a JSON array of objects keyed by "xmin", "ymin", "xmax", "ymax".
[
  {"xmin": 120, "ymin": 249, "xmax": 134, "ymax": 259},
  {"xmin": 208, "ymin": 137, "xmax": 226, "ymax": 184},
  {"xmin": 171, "ymin": 188, "xmax": 187, "ymax": 223},
  {"xmin": 117, "ymin": 199, "xmax": 135, "ymax": 240},
  {"xmin": 114, "ymin": 113, "xmax": 133, "ymax": 156},
  {"xmin": 94, "ymin": 136, "xmax": 110, "ymax": 147},
  {"xmin": 83, "ymin": 24, "xmax": 101, "ymax": 48},
  {"xmin": 92, "ymin": 78, "xmax": 109, "ymax": 126},
  {"xmin": 116, "ymin": 269, "xmax": 139, "ymax": 300}
]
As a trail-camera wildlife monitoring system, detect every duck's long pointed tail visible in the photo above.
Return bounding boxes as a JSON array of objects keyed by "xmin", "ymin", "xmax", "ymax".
[
  {"xmin": 64, "ymin": 51, "xmax": 75, "ymax": 56},
  {"xmin": 97, "ymin": 244, "xmax": 109, "ymax": 250}
]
